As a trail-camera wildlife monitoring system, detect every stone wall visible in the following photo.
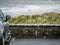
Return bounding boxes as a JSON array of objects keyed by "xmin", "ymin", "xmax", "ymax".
[{"xmin": 9, "ymin": 24, "xmax": 60, "ymax": 38}]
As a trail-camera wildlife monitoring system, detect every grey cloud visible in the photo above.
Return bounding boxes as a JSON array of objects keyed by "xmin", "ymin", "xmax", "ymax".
[{"xmin": 0, "ymin": 0, "xmax": 60, "ymax": 6}]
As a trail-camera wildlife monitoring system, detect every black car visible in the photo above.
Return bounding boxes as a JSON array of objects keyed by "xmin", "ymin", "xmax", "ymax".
[{"xmin": 0, "ymin": 9, "xmax": 11, "ymax": 45}]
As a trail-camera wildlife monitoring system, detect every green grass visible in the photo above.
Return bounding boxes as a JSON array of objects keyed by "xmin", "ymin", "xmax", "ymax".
[{"xmin": 8, "ymin": 12, "xmax": 60, "ymax": 24}]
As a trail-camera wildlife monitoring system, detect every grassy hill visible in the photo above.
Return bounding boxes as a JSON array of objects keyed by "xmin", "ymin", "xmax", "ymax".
[{"xmin": 8, "ymin": 12, "xmax": 60, "ymax": 24}]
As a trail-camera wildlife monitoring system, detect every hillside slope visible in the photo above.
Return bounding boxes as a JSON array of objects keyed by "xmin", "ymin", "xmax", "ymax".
[{"xmin": 8, "ymin": 12, "xmax": 60, "ymax": 24}]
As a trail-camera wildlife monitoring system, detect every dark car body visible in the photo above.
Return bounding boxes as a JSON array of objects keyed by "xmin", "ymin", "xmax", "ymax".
[{"xmin": 0, "ymin": 9, "xmax": 11, "ymax": 45}]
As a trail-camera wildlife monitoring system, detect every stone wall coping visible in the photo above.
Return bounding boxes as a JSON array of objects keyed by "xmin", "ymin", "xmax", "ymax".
[{"xmin": 9, "ymin": 24, "xmax": 60, "ymax": 26}]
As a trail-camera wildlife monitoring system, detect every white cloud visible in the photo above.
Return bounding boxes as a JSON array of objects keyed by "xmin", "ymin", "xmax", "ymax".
[{"xmin": 0, "ymin": 5, "xmax": 60, "ymax": 17}]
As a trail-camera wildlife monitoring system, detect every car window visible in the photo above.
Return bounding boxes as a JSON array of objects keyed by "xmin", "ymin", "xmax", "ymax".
[{"xmin": 0, "ymin": 10, "xmax": 5, "ymax": 22}]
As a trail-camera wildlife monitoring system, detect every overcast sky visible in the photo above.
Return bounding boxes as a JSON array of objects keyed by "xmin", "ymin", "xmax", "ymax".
[
  {"xmin": 0, "ymin": 0, "xmax": 60, "ymax": 6},
  {"xmin": 0, "ymin": 0, "xmax": 60, "ymax": 17}
]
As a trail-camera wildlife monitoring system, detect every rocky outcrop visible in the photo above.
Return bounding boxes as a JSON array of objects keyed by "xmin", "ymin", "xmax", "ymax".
[{"xmin": 9, "ymin": 24, "xmax": 60, "ymax": 38}]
